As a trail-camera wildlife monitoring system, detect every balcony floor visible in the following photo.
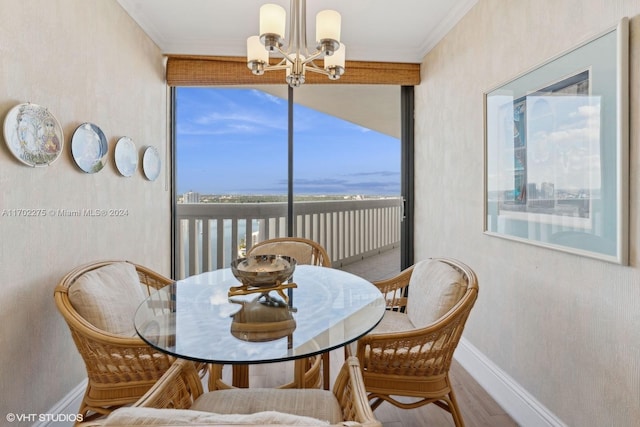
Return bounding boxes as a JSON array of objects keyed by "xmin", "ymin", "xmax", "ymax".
[{"xmin": 337, "ymin": 246, "xmax": 402, "ymax": 281}]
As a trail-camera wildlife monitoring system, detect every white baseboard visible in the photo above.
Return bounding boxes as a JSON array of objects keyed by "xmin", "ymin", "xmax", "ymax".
[
  {"xmin": 33, "ymin": 379, "xmax": 86, "ymax": 427},
  {"xmin": 454, "ymin": 338, "xmax": 567, "ymax": 427}
]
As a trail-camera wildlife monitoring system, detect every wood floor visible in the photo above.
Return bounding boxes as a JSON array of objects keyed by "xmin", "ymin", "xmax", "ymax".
[
  {"xmin": 243, "ymin": 349, "xmax": 517, "ymax": 427},
  {"xmin": 370, "ymin": 358, "xmax": 518, "ymax": 426}
]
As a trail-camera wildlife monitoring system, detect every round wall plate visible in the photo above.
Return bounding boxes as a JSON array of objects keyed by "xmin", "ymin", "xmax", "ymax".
[
  {"xmin": 142, "ymin": 146, "xmax": 161, "ymax": 181},
  {"xmin": 71, "ymin": 122, "xmax": 108, "ymax": 173},
  {"xmin": 114, "ymin": 136, "xmax": 138, "ymax": 177},
  {"xmin": 3, "ymin": 103, "xmax": 64, "ymax": 167}
]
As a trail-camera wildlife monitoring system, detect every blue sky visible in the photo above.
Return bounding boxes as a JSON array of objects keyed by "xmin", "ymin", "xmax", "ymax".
[{"xmin": 176, "ymin": 87, "xmax": 400, "ymax": 196}]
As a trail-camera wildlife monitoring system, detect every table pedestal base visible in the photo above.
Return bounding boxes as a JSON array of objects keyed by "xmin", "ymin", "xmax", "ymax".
[{"xmin": 207, "ymin": 356, "xmax": 322, "ymax": 390}]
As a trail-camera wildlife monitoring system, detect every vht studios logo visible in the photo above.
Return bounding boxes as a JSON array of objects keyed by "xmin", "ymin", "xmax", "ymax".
[{"xmin": 5, "ymin": 412, "xmax": 84, "ymax": 423}]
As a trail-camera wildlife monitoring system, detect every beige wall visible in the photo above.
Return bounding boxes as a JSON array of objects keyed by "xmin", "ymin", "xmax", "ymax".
[
  {"xmin": 415, "ymin": 0, "xmax": 639, "ymax": 425},
  {"xmin": 0, "ymin": 0, "xmax": 169, "ymax": 422}
]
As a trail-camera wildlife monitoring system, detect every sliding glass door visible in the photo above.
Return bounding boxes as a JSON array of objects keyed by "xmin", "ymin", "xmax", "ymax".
[
  {"xmin": 172, "ymin": 85, "xmax": 405, "ymax": 278},
  {"xmin": 173, "ymin": 87, "xmax": 288, "ymax": 277},
  {"xmin": 292, "ymin": 85, "xmax": 402, "ymax": 269}
]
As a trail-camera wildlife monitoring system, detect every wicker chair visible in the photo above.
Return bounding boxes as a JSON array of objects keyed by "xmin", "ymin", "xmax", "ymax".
[
  {"xmin": 353, "ymin": 257, "xmax": 479, "ymax": 427},
  {"xmin": 246, "ymin": 237, "xmax": 332, "ymax": 390},
  {"xmin": 247, "ymin": 236, "xmax": 331, "ymax": 268},
  {"xmin": 80, "ymin": 357, "xmax": 381, "ymax": 427},
  {"xmin": 54, "ymin": 260, "xmax": 176, "ymax": 423}
]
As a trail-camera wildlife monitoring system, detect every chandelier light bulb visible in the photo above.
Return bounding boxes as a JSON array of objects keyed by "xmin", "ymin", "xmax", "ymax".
[
  {"xmin": 324, "ymin": 43, "xmax": 345, "ymax": 78},
  {"xmin": 259, "ymin": 4, "xmax": 286, "ymax": 49},
  {"xmin": 247, "ymin": 36, "xmax": 269, "ymax": 74},
  {"xmin": 316, "ymin": 10, "xmax": 341, "ymax": 43}
]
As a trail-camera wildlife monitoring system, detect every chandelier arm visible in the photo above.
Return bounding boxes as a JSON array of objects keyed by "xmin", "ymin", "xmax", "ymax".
[
  {"xmin": 263, "ymin": 64, "xmax": 291, "ymax": 72},
  {"xmin": 301, "ymin": 50, "xmax": 324, "ymax": 64},
  {"xmin": 272, "ymin": 57, "xmax": 288, "ymax": 67},
  {"xmin": 303, "ymin": 66, "xmax": 330, "ymax": 76},
  {"xmin": 272, "ymin": 45, "xmax": 298, "ymax": 65},
  {"xmin": 305, "ymin": 62, "xmax": 344, "ymax": 80}
]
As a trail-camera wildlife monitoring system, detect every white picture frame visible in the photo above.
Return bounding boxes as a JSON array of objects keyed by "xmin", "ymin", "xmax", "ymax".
[{"xmin": 483, "ymin": 18, "xmax": 629, "ymax": 264}]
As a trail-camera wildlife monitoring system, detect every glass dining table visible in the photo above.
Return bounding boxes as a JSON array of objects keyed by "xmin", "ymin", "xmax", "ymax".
[{"xmin": 134, "ymin": 264, "xmax": 386, "ymax": 389}]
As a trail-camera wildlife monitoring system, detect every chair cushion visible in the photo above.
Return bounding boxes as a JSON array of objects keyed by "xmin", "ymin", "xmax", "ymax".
[
  {"xmin": 250, "ymin": 242, "xmax": 314, "ymax": 265},
  {"xmin": 363, "ymin": 309, "xmax": 449, "ymax": 368},
  {"xmin": 406, "ymin": 259, "xmax": 467, "ymax": 328},
  {"xmin": 68, "ymin": 262, "xmax": 146, "ymax": 336},
  {"xmin": 102, "ymin": 407, "xmax": 330, "ymax": 425},
  {"xmin": 371, "ymin": 309, "xmax": 415, "ymax": 333},
  {"xmin": 191, "ymin": 388, "xmax": 342, "ymax": 424}
]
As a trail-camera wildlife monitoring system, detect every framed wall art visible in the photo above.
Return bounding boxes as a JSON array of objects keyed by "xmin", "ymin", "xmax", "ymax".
[{"xmin": 483, "ymin": 18, "xmax": 629, "ymax": 264}]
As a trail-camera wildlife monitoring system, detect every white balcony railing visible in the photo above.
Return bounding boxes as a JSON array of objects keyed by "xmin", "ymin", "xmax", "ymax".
[{"xmin": 175, "ymin": 198, "xmax": 403, "ymax": 279}]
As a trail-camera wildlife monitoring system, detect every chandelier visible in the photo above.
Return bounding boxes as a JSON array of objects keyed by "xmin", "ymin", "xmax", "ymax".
[{"xmin": 246, "ymin": 0, "xmax": 346, "ymax": 87}]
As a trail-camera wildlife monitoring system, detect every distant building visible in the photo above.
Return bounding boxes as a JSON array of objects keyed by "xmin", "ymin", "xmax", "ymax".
[{"xmin": 182, "ymin": 191, "xmax": 201, "ymax": 203}]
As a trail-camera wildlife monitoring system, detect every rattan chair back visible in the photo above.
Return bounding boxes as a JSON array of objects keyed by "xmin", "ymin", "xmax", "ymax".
[
  {"xmin": 247, "ymin": 237, "xmax": 331, "ymax": 267},
  {"xmin": 83, "ymin": 357, "xmax": 382, "ymax": 427},
  {"xmin": 355, "ymin": 257, "xmax": 479, "ymax": 427},
  {"xmin": 54, "ymin": 260, "xmax": 175, "ymax": 423}
]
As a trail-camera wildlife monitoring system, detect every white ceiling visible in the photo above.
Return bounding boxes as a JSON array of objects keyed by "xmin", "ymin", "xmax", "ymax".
[
  {"xmin": 116, "ymin": 0, "xmax": 477, "ymax": 139},
  {"xmin": 116, "ymin": 0, "xmax": 477, "ymax": 63}
]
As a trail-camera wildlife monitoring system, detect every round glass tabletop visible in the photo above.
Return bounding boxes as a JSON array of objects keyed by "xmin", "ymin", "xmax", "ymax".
[{"xmin": 134, "ymin": 265, "xmax": 385, "ymax": 364}]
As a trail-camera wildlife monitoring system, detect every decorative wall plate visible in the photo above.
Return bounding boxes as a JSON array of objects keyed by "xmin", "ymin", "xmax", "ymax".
[
  {"xmin": 3, "ymin": 103, "xmax": 64, "ymax": 167},
  {"xmin": 71, "ymin": 122, "xmax": 108, "ymax": 173},
  {"xmin": 142, "ymin": 146, "xmax": 161, "ymax": 181},
  {"xmin": 114, "ymin": 136, "xmax": 138, "ymax": 177}
]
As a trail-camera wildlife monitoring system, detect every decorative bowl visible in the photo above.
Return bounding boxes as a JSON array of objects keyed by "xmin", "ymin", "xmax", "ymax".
[{"xmin": 230, "ymin": 255, "xmax": 296, "ymax": 287}]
